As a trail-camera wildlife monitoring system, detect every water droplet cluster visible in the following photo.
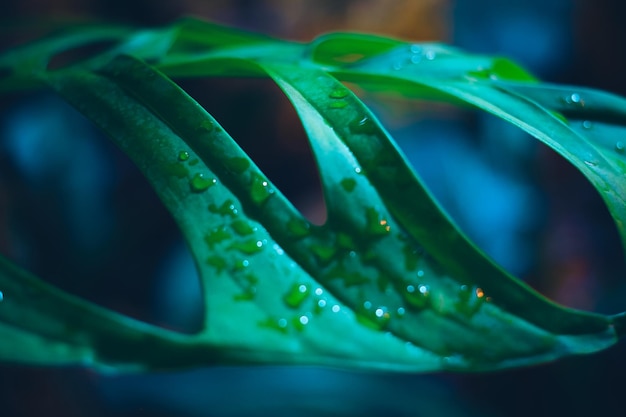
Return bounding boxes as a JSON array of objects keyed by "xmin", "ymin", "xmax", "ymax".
[
  {"xmin": 392, "ymin": 44, "xmax": 437, "ymax": 71},
  {"xmin": 328, "ymin": 88, "xmax": 349, "ymax": 109}
]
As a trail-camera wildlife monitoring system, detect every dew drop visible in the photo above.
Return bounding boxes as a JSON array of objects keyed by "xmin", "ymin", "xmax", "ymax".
[
  {"xmin": 329, "ymin": 89, "xmax": 349, "ymax": 99},
  {"xmin": 229, "ymin": 239, "xmax": 265, "ymax": 254},
  {"xmin": 348, "ymin": 116, "xmax": 377, "ymax": 135},
  {"xmin": 310, "ymin": 244, "xmax": 337, "ymax": 263},
  {"xmin": 314, "ymin": 288, "xmax": 323, "ymax": 296},
  {"xmin": 234, "ymin": 287, "xmax": 256, "ymax": 301},
  {"xmin": 392, "ymin": 61, "xmax": 404, "ymax": 70},
  {"xmin": 616, "ymin": 141, "xmax": 625, "ymax": 153},
  {"xmin": 278, "ymin": 318, "xmax": 288, "ymax": 328},
  {"xmin": 273, "ymin": 244, "xmax": 285, "ymax": 256},
  {"xmin": 363, "ymin": 301, "xmax": 372, "ymax": 310},
  {"xmin": 564, "ymin": 93, "xmax": 584, "ymax": 107},
  {"xmin": 197, "ymin": 119, "xmax": 214, "ymax": 132},
  {"xmin": 410, "ymin": 55, "xmax": 422, "ymax": 64},
  {"xmin": 317, "ymin": 299, "xmax": 327, "ymax": 308},
  {"xmin": 397, "ymin": 307, "xmax": 405, "ymax": 316},
  {"xmin": 455, "ymin": 284, "xmax": 486, "ymax": 317},
  {"xmin": 331, "ymin": 305, "xmax": 341, "ymax": 313},
  {"xmin": 410, "ymin": 44, "xmax": 422, "ymax": 54},
  {"xmin": 404, "ymin": 283, "xmax": 430, "ymax": 309},
  {"xmin": 340, "ymin": 178, "xmax": 357, "ymax": 192},
  {"xmin": 208, "ymin": 200, "xmax": 239, "ymax": 217},
  {"xmin": 178, "ymin": 151, "xmax": 190, "ymax": 161},
  {"xmin": 233, "ymin": 259, "xmax": 250, "ymax": 270},
  {"xmin": 425, "ymin": 50, "xmax": 436, "ymax": 60},
  {"xmin": 204, "ymin": 226, "xmax": 231, "ymax": 247},
  {"xmin": 206, "ymin": 256, "xmax": 227, "ymax": 273},
  {"xmin": 231, "ymin": 220, "xmax": 255, "ymax": 236},
  {"xmin": 354, "ymin": 167, "xmax": 362, "ymax": 174},
  {"xmin": 299, "ymin": 315, "xmax": 309, "ymax": 325},
  {"xmin": 283, "ymin": 283, "xmax": 310, "ymax": 308},
  {"xmin": 582, "ymin": 120, "xmax": 593, "ymax": 129},
  {"xmin": 0, "ymin": 290, "xmax": 3, "ymax": 302},
  {"xmin": 225, "ymin": 157, "xmax": 251, "ymax": 174},
  {"xmin": 287, "ymin": 218, "xmax": 311, "ymax": 237},
  {"xmin": 250, "ymin": 173, "xmax": 274, "ymax": 204},
  {"xmin": 365, "ymin": 207, "xmax": 391, "ymax": 235},
  {"xmin": 584, "ymin": 160, "xmax": 599, "ymax": 168},
  {"xmin": 329, "ymin": 100, "xmax": 348, "ymax": 109},
  {"xmin": 190, "ymin": 173, "xmax": 217, "ymax": 192}
]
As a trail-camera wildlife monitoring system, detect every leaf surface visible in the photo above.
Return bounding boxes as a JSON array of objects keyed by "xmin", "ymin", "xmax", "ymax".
[{"xmin": 0, "ymin": 19, "xmax": 624, "ymax": 373}]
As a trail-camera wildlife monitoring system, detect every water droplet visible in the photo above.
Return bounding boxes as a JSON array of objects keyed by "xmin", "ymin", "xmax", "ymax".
[
  {"xmin": 329, "ymin": 100, "xmax": 348, "ymax": 109},
  {"xmin": 357, "ymin": 305, "xmax": 391, "ymax": 330},
  {"xmin": 0, "ymin": 291, "xmax": 3, "ymax": 302},
  {"xmin": 178, "ymin": 151, "xmax": 190, "ymax": 161},
  {"xmin": 354, "ymin": 167, "xmax": 362, "ymax": 174},
  {"xmin": 392, "ymin": 61, "xmax": 404, "ymax": 70},
  {"xmin": 365, "ymin": 207, "xmax": 391, "ymax": 235},
  {"xmin": 584, "ymin": 160, "xmax": 599, "ymax": 168},
  {"xmin": 206, "ymin": 256, "xmax": 227, "ymax": 273},
  {"xmin": 229, "ymin": 239, "xmax": 265, "ymax": 254},
  {"xmin": 329, "ymin": 89, "xmax": 349, "ymax": 99},
  {"xmin": 204, "ymin": 226, "xmax": 231, "ymax": 247},
  {"xmin": 317, "ymin": 299, "xmax": 326, "ymax": 308},
  {"xmin": 231, "ymin": 220, "xmax": 255, "ymax": 236},
  {"xmin": 331, "ymin": 305, "xmax": 341, "ymax": 313},
  {"xmin": 287, "ymin": 218, "xmax": 311, "ymax": 237},
  {"xmin": 404, "ymin": 283, "xmax": 430, "ymax": 309},
  {"xmin": 425, "ymin": 50, "xmax": 436, "ymax": 60},
  {"xmin": 410, "ymin": 55, "xmax": 422, "ymax": 64},
  {"xmin": 208, "ymin": 200, "xmax": 239, "ymax": 217},
  {"xmin": 455, "ymin": 284, "xmax": 486, "ymax": 317},
  {"xmin": 348, "ymin": 116, "xmax": 377, "ymax": 135},
  {"xmin": 564, "ymin": 93, "xmax": 584, "ymax": 107},
  {"xmin": 233, "ymin": 259, "xmax": 250, "ymax": 270},
  {"xmin": 417, "ymin": 270, "xmax": 425, "ymax": 277},
  {"xmin": 310, "ymin": 244, "xmax": 337, "ymax": 264},
  {"xmin": 582, "ymin": 120, "xmax": 593, "ymax": 129},
  {"xmin": 225, "ymin": 157, "xmax": 250, "ymax": 174},
  {"xmin": 190, "ymin": 173, "xmax": 216, "ymax": 192},
  {"xmin": 314, "ymin": 288, "xmax": 323, "ymax": 296},
  {"xmin": 250, "ymin": 173, "xmax": 274, "ymax": 204},
  {"xmin": 197, "ymin": 119, "xmax": 214, "ymax": 132},
  {"xmin": 299, "ymin": 315, "xmax": 309, "ymax": 325},
  {"xmin": 234, "ymin": 287, "xmax": 256, "ymax": 301},
  {"xmin": 397, "ymin": 307, "xmax": 405, "ymax": 316},
  {"xmin": 283, "ymin": 283, "xmax": 310, "ymax": 308},
  {"xmin": 338, "ymin": 178, "xmax": 357, "ymax": 193},
  {"xmin": 410, "ymin": 44, "xmax": 422, "ymax": 54},
  {"xmin": 259, "ymin": 317, "xmax": 288, "ymax": 334},
  {"xmin": 616, "ymin": 141, "xmax": 625, "ymax": 153},
  {"xmin": 273, "ymin": 243, "xmax": 285, "ymax": 256},
  {"xmin": 363, "ymin": 301, "xmax": 372, "ymax": 310}
]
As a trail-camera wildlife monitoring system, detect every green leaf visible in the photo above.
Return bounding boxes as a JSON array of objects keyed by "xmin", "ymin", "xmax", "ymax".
[{"xmin": 0, "ymin": 19, "xmax": 625, "ymax": 373}]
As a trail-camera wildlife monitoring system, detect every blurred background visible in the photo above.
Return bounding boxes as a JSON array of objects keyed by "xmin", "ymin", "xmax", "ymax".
[{"xmin": 1, "ymin": 0, "xmax": 626, "ymax": 416}]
